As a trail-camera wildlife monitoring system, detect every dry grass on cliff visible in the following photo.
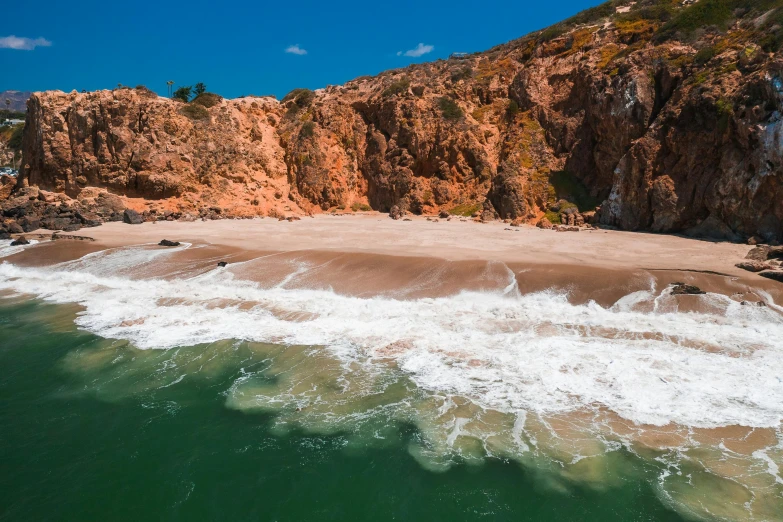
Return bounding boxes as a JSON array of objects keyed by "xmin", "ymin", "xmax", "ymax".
[
  {"xmin": 192, "ymin": 93, "xmax": 223, "ymax": 108},
  {"xmin": 448, "ymin": 202, "xmax": 482, "ymax": 217},
  {"xmin": 180, "ymin": 104, "xmax": 209, "ymax": 120}
]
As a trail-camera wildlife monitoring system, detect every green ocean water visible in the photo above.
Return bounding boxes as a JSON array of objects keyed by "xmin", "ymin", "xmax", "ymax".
[{"xmin": 0, "ymin": 297, "xmax": 687, "ymax": 522}]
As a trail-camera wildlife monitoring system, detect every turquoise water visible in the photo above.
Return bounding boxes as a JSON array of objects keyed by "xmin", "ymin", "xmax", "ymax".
[{"xmin": 0, "ymin": 298, "xmax": 686, "ymax": 521}]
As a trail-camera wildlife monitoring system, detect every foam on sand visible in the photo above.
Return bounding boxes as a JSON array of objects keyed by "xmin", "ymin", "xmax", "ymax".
[{"xmin": 1, "ymin": 242, "xmax": 782, "ymax": 521}]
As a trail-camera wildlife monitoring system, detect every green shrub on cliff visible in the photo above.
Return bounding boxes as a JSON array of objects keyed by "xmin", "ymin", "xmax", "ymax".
[
  {"xmin": 282, "ymin": 88, "xmax": 315, "ymax": 107},
  {"xmin": 180, "ymin": 103, "xmax": 209, "ymax": 120},
  {"xmin": 716, "ymin": 98, "xmax": 733, "ymax": 132},
  {"xmin": 438, "ymin": 97, "xmax": 463, "ymax": 120},
  {"xmin": 6, "ymin": 124, "xmax": 24, "ymax": 149},
  {"xmin": 173, "ymin": 86, "xmax": 192, "ymax": 102},
  {"xmin": 299, "ymin": 121, "xmax": 315, "ymax": 139},
  {"xmin": 655, "ymin": 0, "xmax": 782, "ymax": 42},
  {"xmin": 192, "ymin": 93, "xmax": 223, "ymax": 108},
  {"xmin": 506, "ymin": 99, "xmax": 520, "ymax": 119},
  {"xmin": 382, "ymin": 77, "xmax": 410, "ymax": 97},
  {"xmin": 449, "ymin": 202, "xmax": 481, "ymax": 217},
  {"xmin": 693, "ymin": 45, "xmax": 716, "ymax": 65},
  {"xmin": 549, "ymin": 171, "xmax": 598, "ymax": 212}
]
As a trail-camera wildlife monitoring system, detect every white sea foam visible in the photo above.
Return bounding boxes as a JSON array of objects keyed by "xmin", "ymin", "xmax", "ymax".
[
  {"xmin": 1, "ymin": 244, "xmax": 782, "ymax": 431},
  {"xmin": 0, "ymin": 239, "xmax": 39, "ymax": 259}
]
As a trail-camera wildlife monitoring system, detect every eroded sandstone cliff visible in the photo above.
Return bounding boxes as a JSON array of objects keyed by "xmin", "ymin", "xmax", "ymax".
[{"xmin": 8, "ymin": 0, "xmax": 783, "ymax": 241}]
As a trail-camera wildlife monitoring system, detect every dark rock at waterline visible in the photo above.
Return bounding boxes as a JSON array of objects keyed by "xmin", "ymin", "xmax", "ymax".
[
  {"xmin": 217, "ymin": 261, "xmax": 228, "ymax": 267},
  {"xmin": 0, "ymin": 231, "xmax": 10, "ymax": 240},
  {"xmin": 670, "ymin": 282, "xmax": 706, "ymax": 295},
  {"xmin": 158, "ymin": 239, "xmax": 180, "ymax": 247},
  {"xmin": 759, "ymin": 271, "xmax": 783, "ymax": 283},
  {"xmin": 123, "ymin": 209, "xmax": 144, "ymax": 225},
  {"xmin": 10, "ymin": 236, "xmax": 29, "ymax": 246}
]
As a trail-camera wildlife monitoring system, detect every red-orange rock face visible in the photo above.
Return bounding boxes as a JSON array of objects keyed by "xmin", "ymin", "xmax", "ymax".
[{"xmin": 13, "ymin": 1, "xmax": 783, "ymax": 240}]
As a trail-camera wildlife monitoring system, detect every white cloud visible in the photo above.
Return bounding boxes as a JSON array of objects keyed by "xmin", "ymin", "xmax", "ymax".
[
  {"xmin": 0, "ymin": 35, "xmax": 52, "ymax": 51},
  {"xmin": 397, "ymin": 43, "xmax": 434, "ymax": 58},
  {"xmin": 285, "ymin": 44, "xmax": 307, "ymax": 55}
]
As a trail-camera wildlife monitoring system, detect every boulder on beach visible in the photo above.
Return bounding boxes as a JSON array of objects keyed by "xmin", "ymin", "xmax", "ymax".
[
  {"xmin": 217, "ymin": 261, "xmax": 228, "ymax": 267},
  {"xmin": 735, "ymin": 261, "xmax": 772, "ymax": 272},
  {"xmin": 759, "ymin": 271, "xmax": 783, "ymax": 283},
  {"xmin": 10, "ymin": 236, "xmax": 29, "ymax": 246},
  {"xmin": 158, "ymin": 239, "xmax": 180, "ymax": 247},
  {"xmin": 746, "ymin": 245, "xmax": 783, "ymax": 261},
  {"xmin": 389, "ymin": 205, "xmax": 404, "ymax": 220},
  {"xmin": 536, "ymin": 217, "xmax": 553, "ymax": 229},
  {"xmin": 670, "ymin": 282, "xmax": 706, "ymax": 295},
  {"xmin": 123, "ymin": 209, "xmax": 144, "ymax": 225}
]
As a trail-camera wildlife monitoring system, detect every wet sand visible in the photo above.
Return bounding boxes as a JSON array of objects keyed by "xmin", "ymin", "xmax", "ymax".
[
  {"xmin": 6, "ymin": 214, "xmax": 781, "ymax": 306},
  {"xmin": 3, "ymin": 216, "xmax": 783, "ymax": 521}
]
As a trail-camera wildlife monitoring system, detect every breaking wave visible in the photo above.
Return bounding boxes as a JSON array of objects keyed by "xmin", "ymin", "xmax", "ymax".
[{"xmin": 1, "ymin": 240, "xmax": 782, "ymax": 520}]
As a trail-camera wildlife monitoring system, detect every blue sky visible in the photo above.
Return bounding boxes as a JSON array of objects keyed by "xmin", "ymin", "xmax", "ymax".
[{"xmin": 1, "ymin": 0, "xmax": 602, "ymax": 99}]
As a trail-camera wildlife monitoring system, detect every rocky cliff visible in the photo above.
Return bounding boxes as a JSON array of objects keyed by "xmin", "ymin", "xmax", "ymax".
[{"xmin": 8, "ymin": 0, "xmax": 783, "ymax": 241}]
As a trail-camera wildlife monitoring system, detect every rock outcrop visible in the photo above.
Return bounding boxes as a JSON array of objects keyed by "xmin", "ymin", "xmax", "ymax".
[{"xmin": 6, "ymin": 0, "xmax": 783, "ymax": 241}]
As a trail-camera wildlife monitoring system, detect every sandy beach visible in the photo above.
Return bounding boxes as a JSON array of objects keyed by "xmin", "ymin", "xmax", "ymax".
[
  {"xmin": 3, "ymin": 214, "xmax": 783, "ymax": 522},
  {"xmin": 44, "ymin": 214, "xmax": 752, "ymax": 270},
  {"xmin": 6, "ymin": 213, "xmax": 780, "ymax": 307}
]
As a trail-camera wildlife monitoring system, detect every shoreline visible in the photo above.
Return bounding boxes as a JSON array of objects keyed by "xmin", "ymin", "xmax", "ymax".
[{"xmin": 5, "ymin": 214, "xmax": 781, "ymax": 306}]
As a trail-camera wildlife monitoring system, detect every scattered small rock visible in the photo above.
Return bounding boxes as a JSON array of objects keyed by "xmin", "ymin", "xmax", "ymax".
[
  {"xmin": 158, "ymin": 239, "xmax": 180, "ymax": 247},
  {"xmin": 438, "ymin": 210, "xmax": 450, "ymax": 219},
  {"xmin": 217, "ymin": 261, "xmax": 228, "ymax": 267},
  {"xmin": 51, "ymin": 234, "xmax": 95, "ymax": 241},
  {"xmin": 670, "ymin": 282, "xmax": 706, "ymax": 295}
]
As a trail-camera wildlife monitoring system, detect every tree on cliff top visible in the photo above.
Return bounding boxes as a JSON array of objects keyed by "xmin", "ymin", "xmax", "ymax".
[
  {"xmin": 173, "ymin": 86, "xmax": 192, "ymax": 102},
  {"xmin": 194, "ymin": 83, "xmax": 207, "ymax": 97}
]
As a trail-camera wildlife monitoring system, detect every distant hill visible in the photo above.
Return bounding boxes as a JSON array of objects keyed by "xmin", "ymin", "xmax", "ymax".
[{"xmin": 0, "ymin": 91, "xmax": 31, "ymax": 112}]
